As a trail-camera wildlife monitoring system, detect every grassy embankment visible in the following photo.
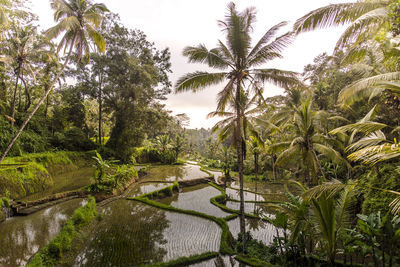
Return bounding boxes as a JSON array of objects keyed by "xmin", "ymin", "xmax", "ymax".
[
  {"xmin": 26, "ymin": 196, "xmax": 97, "ymax": 267},
  {"xmin": 0, "ymin": 151, "xmax": 94, "ymax": 200}
]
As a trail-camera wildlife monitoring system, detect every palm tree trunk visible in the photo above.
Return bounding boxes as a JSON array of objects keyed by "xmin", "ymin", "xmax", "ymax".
[
  {"xmin": 0, "ymin": 34, "xmax": 77, "ymax": 163},
  {"xmin": 254, "ymin": 153, "xmax": 258, "ymax": 194},
  {"xmin": 10, "ymin": 67, "xmax": 21, "ymax": 127},
  {"xmin": 98, "ymin": 73, "xmax": 103, "ymax": 145},
  {"xmin": 235, "ymin": 78, "xmax": 246, "ymax": 253},
  {"xmin": 19, "ymin": 74, "xmax": 31, "ymax": 111},
  {"xmin": 272, "ymin": 155, "xmax": 276, "ymax": 181},
  {"xmin": 44, "ymin": 94, "xmax": 49, "ymax": 119}
]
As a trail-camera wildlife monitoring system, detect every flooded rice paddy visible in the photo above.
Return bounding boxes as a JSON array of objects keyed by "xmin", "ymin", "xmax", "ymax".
[
  {"xmin": 228, "ymin": 217, "xmax": 277, "ymax": 245},
  {"xmin": 140, "ymin": 164, "xmax": 209, "ymax": 182},
  {"xmin": 159, "ymin": 184, "xmax": 231, "ymax": 217},
  {"xmin": 74, "ymin": 200, "xmax": 221, "ymax": 266},
  {"xmin": 0, "ymin": 198, "xmax": 86, "ymax": 266},
  {"xmin": 1, "ymin": 163, "xmax": 282, "ymax": 266},
  {"xmin": 125, "ymin": 182, "xmax": 173, "ymax": 198}
]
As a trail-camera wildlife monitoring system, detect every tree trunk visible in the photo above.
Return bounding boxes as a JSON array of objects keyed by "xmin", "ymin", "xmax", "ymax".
[
  {"xmin": 44, "ymin": 94, "xmax": 49, "ymax": 119},
  {"xmin": 254, "ymin": 153, "xmax": 258, "ymax": 193},
  {"xmin": 235, "ymin": 78, "xmax": 246, "ymax": 253},
  {"xmin": 271, "ymin": 155, "xmax": 276, "ymax": 181},
  {"xmin": 19, "ymin": 73, "xmax": 31, "ymax": 112},
  {"xmin": 11, "ymin": 67, "xmax": 21, "ymax": 127},
  {"xmin": 98, "ymin": 72, "xmax": 103, "ymax": 145},
  {"xmin": 0, "ymin": 34, "xmax": 77, "ymax": 163}
]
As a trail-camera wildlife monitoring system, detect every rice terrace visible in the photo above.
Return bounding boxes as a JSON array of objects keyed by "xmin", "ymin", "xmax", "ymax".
[{"xmin": 1, "ymin": 0, "xmax": 400, "ymax": 266}]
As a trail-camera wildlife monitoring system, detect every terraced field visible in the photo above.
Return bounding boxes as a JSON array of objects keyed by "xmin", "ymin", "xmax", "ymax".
[
  {"xmin": 0, "ymin": 198, "xmax": 86, "ymax": 267},
  {"xmin": 74, "ymin": 200, "xmax": 221, "ymax": 266},
  {"xmin": 140, "ymin": 164, "xmax": 209, "ymax": 182},
  {"xmin": 159, "ymin": 184, "xmax": 231, "ymax": 217},
  {"xmin": 228, "ymin": 217, "xmax": 277, "ymax": 245},
  {"xmin": 125, "ymin": 182, "xmax": 173, "ymax": 198}
]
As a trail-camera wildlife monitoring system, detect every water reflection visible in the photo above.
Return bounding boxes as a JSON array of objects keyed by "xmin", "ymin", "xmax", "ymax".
[
  {"xmin": 125, "ymin": 182, "xmax": 172, "ymax": 197},
  {"xmin": 160, "ymin": 184, "xmax": 230, "ymax": 217},
  {"xmin": 0, "ymin": 198, "xmax": 85, "ymax": 267},
  {"xmin": 228, "ymin": 217, "xmax": 276, "ymax": 245},
  {"xmin": 20, "ymin": 167, "xmax": 94, "ymax": 202},
  {"xmin": 226, "ymin": 188, "xmax": 266, "ymax": 202},
  {"xmin": 75, "ymin": 200, "xmax": 221, "ymax": 266},
  {"xmin": 141, "ymin": 164, "xmax": 208, "ymax": 182}
]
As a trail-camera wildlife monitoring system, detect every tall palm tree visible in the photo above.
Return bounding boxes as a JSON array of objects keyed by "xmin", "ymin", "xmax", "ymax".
[
  {"xmin": 175, "ymin": 3, "xmax": 299, "ymax": 250},
  {"xmin": 5, "ymin": 25, "xmax": 46, "ymax": 125},
  {"xmin": 0, "ymin": 0, "xmax": 108, "ymax": 162},
  {"xmin": 275, "ymin": 98, "xmax": 348, "ymax": 185}
]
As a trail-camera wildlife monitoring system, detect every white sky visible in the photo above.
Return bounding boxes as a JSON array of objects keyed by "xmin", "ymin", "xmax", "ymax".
[{"xmin": 31, "ymin": 0, "xmax": 353, "ymax": 129}]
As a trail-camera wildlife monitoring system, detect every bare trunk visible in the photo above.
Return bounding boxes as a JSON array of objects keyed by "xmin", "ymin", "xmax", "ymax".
[
  {"xmin": 271, "ymin": 155, "xmax": 276, "ymax": 181},
  {"xmin": 98, "ymin": 73, "xmax": 103, "ymax": 145},
  {"xmin": 11, "ymin": 67, "xmax": 21, "ymax": 127},
  {"xmin": 44, "ymin": 94, "xmax": 49, "ymax": 119},
  {"xmin": 0, "ymin": 34, "xmax": 76, "ymax": 163},
  {"xmin": 235, "ymin": 79, "xmax": 246, "ymax": 253},
  {"xmin": 19, "ymin": 73, "xmax": 31, "ymax": 111}
]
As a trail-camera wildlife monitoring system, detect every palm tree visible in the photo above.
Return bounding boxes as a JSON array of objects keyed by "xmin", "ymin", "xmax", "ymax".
[
  {"xmin": 302, "ymin": 180, "xmax": 358, "ymax": 266},
  {"xmin": 0, "ymin": 0, "xmax": 108, "ymax": 163},
  {"xmin": 175, "ymin": 3, "xmax": 299, "ymax": 251},
  {"xmin": 5, "ymin": 25, "xmax": 41, "ymax": 126},
  {"xmin": 275, "ymin": 98, "xmax": 348, "ymax": 185}
]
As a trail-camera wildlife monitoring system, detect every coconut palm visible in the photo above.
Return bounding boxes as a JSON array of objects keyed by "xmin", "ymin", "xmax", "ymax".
[
  {"xmin": 5, "ymin": 25, "xmax": 47, "ymax": 125},
  {"xmin": 275, "ymin": 98, "xmax": 348, "ymax": 185},
  {"xmin": 0, "ymin": 0, "xmax": 108, "ymax": 163},
  {"xmin": 175, "ymin": 3, "xmax": 299, "ymax": 250},
  {"xmin": 303, "ymin": 179, "xmax": 358, "ymax": 266}
]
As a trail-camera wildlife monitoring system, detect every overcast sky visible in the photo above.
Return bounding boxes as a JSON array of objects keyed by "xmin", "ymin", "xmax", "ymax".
[{"xmin": 31, "ymin": 0, "xmax": 352, "ymax": 129}]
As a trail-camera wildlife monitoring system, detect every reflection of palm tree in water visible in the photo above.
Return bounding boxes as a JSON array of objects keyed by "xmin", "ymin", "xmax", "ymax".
[{"xmin": 77, "ymin": 201, "xmax": 169, "ymax": 266}]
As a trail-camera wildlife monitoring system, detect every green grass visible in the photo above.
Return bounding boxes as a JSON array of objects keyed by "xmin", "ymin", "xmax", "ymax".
[{"xmin": 27, "ymin": 196, "xmax": 97, "ymax": 267}]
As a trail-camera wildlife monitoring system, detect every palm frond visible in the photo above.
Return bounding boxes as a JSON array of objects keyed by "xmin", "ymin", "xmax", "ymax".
[
  {"xmin": 252, "ymin": 68, "xmax": 300, "ymax": 87},
  {"xmin": 346, "ymin": 130, "xmax": 386, "ymax": 152},
  {"xmin": 338, "ymin": 72, "xmax": 400, "ymax": 106},
  {"xmin": 216, "ymin": 78, "xmax": 235, "ymax": 112},
  {"xmin": 348, "ymin": 141, "xmax": 400, "ymax": 165},
  {"xmin": 329, "ymin": 121, "xmax": 387, "ymax": 136},
  {"xmin": 293, "ymin": 1, "xmax": 387, "ymax": 33},
  {"xmin": 247, "ymin": 21, "xmax": 288, "ymax": 59},
  {"xmin": 182, "ymin": 44, "xmax": 232, "ymax": 69},
  {"xmin": 335, "ymin": 7, "xmax": 388, "ymax": 50},
  {"xmin": 174, "ymin": 71, "xmax": 227, "ymax": 93},
  {"xmin": 303, "ymin": 179, "xmax": 348, "ymax": 200}
]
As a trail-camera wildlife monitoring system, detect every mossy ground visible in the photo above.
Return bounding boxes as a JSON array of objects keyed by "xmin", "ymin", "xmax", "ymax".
[{"xmin": 0, "ymin": 151, "xmax": 94, "ymax": 199}]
